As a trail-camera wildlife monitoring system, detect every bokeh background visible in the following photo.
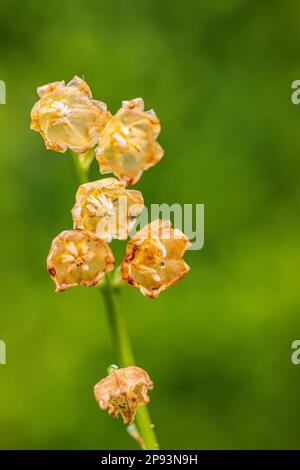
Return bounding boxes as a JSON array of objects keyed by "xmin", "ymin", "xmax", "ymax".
[{"xmin": 0, "ymin": 0, "xmax": 299, "ymax": 450}]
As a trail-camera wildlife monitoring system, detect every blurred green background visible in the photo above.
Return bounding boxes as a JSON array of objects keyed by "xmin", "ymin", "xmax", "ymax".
[{"xmin": 0, "ymin": 0, "xmax": 300, "ymax": 450}]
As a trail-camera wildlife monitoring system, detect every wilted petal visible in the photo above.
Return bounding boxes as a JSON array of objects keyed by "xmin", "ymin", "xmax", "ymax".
[
  {"xmin": 94, "ymin": 366, "xmax": 153, "ymax": 424},
  {"xmin": 96, "ymin": 98, "xmax": 164, "ymax": 185},
  {"xmin": 31, "ymin": 76, "xmax": 111, "ymax": 154},
  {"xmin": 47, "ymin": 229, "xmax": 114, "ymax": 292},
  {"xmin": 121, "ymin": 220, "xmax": 190, "ymax": 298},
  {"xmin": 71, "ymin": 178, "xmax": 144, "ymax": 241}
]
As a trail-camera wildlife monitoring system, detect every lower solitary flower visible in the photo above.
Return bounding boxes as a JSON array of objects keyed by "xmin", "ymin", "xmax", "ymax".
[
  {"xmin": 121, "ymin": 220, "xmax": 190, "ymax": 298},
  {"xmin": 47, "ymin": 229, "xmax": 114, "ymax": 292},
  {"xmin": 94, "ymin": 366, "xmax": 153, "ymax": 424}
]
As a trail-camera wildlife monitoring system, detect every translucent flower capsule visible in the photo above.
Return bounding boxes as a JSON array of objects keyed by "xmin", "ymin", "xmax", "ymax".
[
  {"xmin": 94, "ymin": 366, "xmax": 153, "ymax": 424},
  {"xmin": 71, "ymin": 178, "xmax": 144, "ymax": 242},
  {"xmin": 47, "ymin": 229, "xmax": 114, "ymax": 292},
  {"xmin": 121, "ymin": 220, "xmax": 190, "ymax": 298},
  {"xmin": 30, "ymin": 76, "xmax": 111, "ymax": 154},
  {"xmin": 96, "ymin": 98, "xmax": 164, "ymax": 185}
]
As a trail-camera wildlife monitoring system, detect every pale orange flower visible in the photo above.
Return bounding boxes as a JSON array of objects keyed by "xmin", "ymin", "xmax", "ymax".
[
  {"xmin": 96, "ymin": 98, "xmax": 164, "ymax": 185},
  {"xmin": 121, "ymin": 220, "xmax": 190, "ymax": 298},
  {"xmin": 30, "ymin": 76, "xmax": 111, "ymax": 154},
  {"xmin": 71, "ymin": 178, "xmax": 144, "ymax": 242},
  {"xmin": 94, "ymin": 366, "xmax": 153, "ymax": 424},
  {"xmin": 47, "ymin": 229, "xmax": 114, "ymax": 292}
]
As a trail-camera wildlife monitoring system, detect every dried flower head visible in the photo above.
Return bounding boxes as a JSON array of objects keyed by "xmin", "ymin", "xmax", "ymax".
[
  {"xmin": 95, "ymin": 98, "xmax": 164, "ymax": 185},
  {"xmin": 121, "ymin": 220, "xmax": 190, "ymax": 298},
  {"xmin": 94, "ymin": 366, "xmax": 153, "ymax": 424},
  {"xmin": 71, "ymin": 178, "xmax": 144, "ymax": 242},
  {"xmin": 47, "ymin": 229, "xmax": 114, "ymax": 292},
  {"xmin": 30, "ymin": 76, "xmax": 111, "ymax": 154}
]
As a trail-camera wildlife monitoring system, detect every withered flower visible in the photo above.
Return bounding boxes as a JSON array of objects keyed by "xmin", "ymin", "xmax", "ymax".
[
  {"xmin": 94, "ymin": 366, "xmax": 153, "ymax": 424},
  {"xmin": 47, "ymin": 229, "xmax": 114, "ymax": 292},
  {"xmin": 30, "ymin": 76, "xmax": 111, "ymax": 154},
  {"xmin": 121, "ymin": 220, "xmax": 190, "ymax": 298},
  {"xmin": 71, "ymin": 178, "xmax": 144, "ymax": 242},
  {"xmin": 96, "ymin": 98, "xmax": 164, "ymax": 185}
]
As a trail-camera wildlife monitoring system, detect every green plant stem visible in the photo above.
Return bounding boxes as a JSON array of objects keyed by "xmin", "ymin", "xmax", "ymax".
[
  {"xmin": 71, "ymin": 151, "xmax": 89, "ymax": 184},
  {"xmin": 100, "ymin": 275, "xmax": 159, "ymax": 450},
  {"xmin": 101, "ymin": 276, "xmax": 135, "ymax": 367}
]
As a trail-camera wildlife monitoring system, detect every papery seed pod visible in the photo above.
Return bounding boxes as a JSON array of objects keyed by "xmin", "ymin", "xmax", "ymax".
[
  {"xmin": 96, "ymin": 98, "xmax": 164, "ymax": 185},
  {"xmin": 121, "ymin": 220, "xmax": 190, "ymax": 298},
  {"xmin": 31, "ymin": 76, "xmax": 111, "ymax": 154},
  {"xmin": 71, "ymin": 178, "xmax": 144, "ymax": 242},
  {"xmin": 47, "ymin": 229, "xmax": 114, "ymax": 292},
  {"xmin": 94, "ymin": 366, "xmax": 153, "ymax": 424}
]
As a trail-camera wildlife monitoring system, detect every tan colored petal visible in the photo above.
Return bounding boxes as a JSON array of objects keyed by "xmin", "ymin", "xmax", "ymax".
[
  {"xmin": 66, "ymin": 75, "xmax": 92, "ymax": 97},
  {"xmin": 30, "ymin": 101, "xmax": 41, "ymax": 132},
  {"xmin": 96, "ymin": 98, "xmax": 164, "ymax": 185},
  {"xmin": 31, "ymin": 76, "xmax": 111, "ymax": 154},
  {"xmin": 94, "ymin": 366, "xmax": 153, "ymax": 424},
  {"xmin": 47, "ymin": 229, "xmax": 114, "ymax": 292},
  {"xmin": 71, "ymin": 178, "xmax": 144, "ymax": 241},
  {"xmin": 37, "ymin": 81, "xmax": 65, "ymax": 98},
  {"xmin": 121, "ymin": 220, "xmax": 190, "ymax": 298}
]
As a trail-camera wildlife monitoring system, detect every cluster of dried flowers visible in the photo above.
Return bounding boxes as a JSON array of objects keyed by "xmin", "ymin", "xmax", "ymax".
[{"xmin": 31, "ymin": 76, "xmax": 190, "ymax": 425}]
